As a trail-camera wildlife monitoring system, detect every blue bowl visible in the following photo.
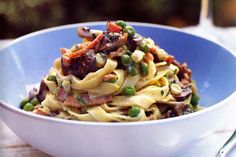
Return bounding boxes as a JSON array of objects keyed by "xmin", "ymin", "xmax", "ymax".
[
  {"xmin": 0, "ymin": 22, "xmax": 236, "ymax": 157},
  {"xmin": 0, "ymin": 22, "xmax": 235, "ymax": 107}
]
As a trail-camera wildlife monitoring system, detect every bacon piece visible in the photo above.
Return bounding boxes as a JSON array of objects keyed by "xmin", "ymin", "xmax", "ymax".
[
  {"xmin": 156, "ymin": 102, "xmax": 193, "ymax": 118},
  {"xmin": 145, "ymin": 52, "xmax": 154, "ymax": 61},
  {"xmin": 102, "ymin": 73, "xmax": 117, "ymax": 82},
  {"xmin": 63, "ymin": 94, "xmax": 113, "ymax": 108},
  {"xmin": 63, "ymin": 95, "xmax": 82, "ymax": 108},
  {"xmin": 150, "ymin": 47, "xmax": 157, "ymax": 53},
  {"xmin": 164, "ymin": 55, "xmax": 174, "ymax": 64},
  {"xmin": 107, "ymin": 21, "xmax": 122, "ymax": 33},
  {"xmin": 57, "ymin": 87, "xmax": 68, "ymax": 102},
  {"xmin": 108, "ymin": 47, "xmax": 125, "ymax": 59},
  {"xmin": 61, "ymin": 50, "xmax": 98, "ymax": 79},
  {"xmin": 62, "ymin": 34, "xmax": 104, "ymax": 64},
  {"xmin": 34, "ymin": 108, "xmax": 50, "ymax": 116},
  {"xmin": 89, "ymin": 95, "xmax": 113, "ymax": 106},
  {"xmin": 172, "ymin": 103, "xmax": 193, "ymax": 116}
]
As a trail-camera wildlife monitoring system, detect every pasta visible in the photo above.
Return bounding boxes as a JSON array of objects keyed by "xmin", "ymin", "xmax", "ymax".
[{"xmin": 20, "ymin": 20, "xmax": 201, "ymax": 122}]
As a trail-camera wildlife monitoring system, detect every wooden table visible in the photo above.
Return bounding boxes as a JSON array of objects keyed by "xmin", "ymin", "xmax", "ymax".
[
  {"xmin": 0, "ymin": 120, "xmax": 49, "ymax": 157},
  {"xmin": 0, "ymin": 40, "xmax": 50, "ymax": 157},
  {"xmin": 1, "ymin": 26, "xmax": 236, "ymax": 157}
]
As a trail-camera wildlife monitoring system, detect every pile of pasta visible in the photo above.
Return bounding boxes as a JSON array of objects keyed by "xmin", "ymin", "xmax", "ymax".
[{"xmin": 21, "ymin": 21, "xmax": 200, "ymax": 122}]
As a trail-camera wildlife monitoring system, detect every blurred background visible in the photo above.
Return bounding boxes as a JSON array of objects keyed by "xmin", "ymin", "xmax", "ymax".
[{"xmin": 0, "ymin": 0, "xmax": 236, "ymax": 39}]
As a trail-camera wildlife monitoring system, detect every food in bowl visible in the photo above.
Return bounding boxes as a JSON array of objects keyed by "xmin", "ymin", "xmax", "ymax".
[{"xmin": 20, "ymin": 20, "xmax": 200, "ymax": 122}]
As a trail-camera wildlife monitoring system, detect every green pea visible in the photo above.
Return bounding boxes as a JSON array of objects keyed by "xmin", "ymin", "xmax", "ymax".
[
  {"xmin": 47, "ymin": 75, "xmax": 57, "ymax": 82},
  {"xmin": 30, "ymin": 98, "xmax": 39, "ymax": 106},
  {"xmin": 127, "ymin": 65, "xmax": 138, "ymax": 76},
  {"xmin": 128, "ymin": 106, "xmax": 140, "ymax": 117},
  {"xmin": 124, "ymin": 26, "xmax": 136, "ymax": 37},
  {"xmin": 123, "ymin": 86, "xmax": 136, "ymax": 96},
  {"xmin": 20, "ymin": 98, "xmax": 30, "ymax": 109},
  {"xmin": 115, "ymin": 20, "xmax": 127, "ymax": 29},
  {"xmin": 139, "ymin": 44, "xmax": 150, "ymax": 53},
  {"xmin": 23, "ymin": 103, "xmax": 34, "ymax": 111},
  {"xmin": 191, "ymin": 94, "xmax": 200, "ymax": 106},
  {"xmin": 140, "ymin": 62, "xmax": 148, "ymax": 75},
  {"xmin": 121, "ymin": 54, "xmax": 131, "ymax": 66}
]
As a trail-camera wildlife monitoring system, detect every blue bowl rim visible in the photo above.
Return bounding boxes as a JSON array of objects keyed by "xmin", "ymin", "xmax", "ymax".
[{"xmin": 0, "ymin": 21, "xmax": 236, "ymax": 126}]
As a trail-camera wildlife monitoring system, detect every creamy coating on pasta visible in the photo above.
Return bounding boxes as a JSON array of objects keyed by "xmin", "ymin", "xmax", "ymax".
[{"xmin": 20, "ymin": 21, "xmax": 201, "ymax": 122}]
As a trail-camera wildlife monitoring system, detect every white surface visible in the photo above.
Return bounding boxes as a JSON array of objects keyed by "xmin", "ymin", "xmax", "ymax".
[
  {"xmin": 1, "ymin": 26, "xmax": 236, "ymax": 157},
  {"xmin": 183, "ymin": 22, "xmax": 236, "ymax": 55},
  {"xmin": 0, "ymin": 39, "xmax": 12, "ymax": 49},
  {"xmin": 181, "ymin": 25, "xmax": 236, "ymax": 157}
]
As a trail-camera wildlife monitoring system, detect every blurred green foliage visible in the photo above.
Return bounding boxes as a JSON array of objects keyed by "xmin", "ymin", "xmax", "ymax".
[
  {"xmin": 0, "ymin": 0, "xmax": 200, "ymax": 38},
  {"xmin": 1, "ymin": 0, "xmax": 235, "ymax": 38}
]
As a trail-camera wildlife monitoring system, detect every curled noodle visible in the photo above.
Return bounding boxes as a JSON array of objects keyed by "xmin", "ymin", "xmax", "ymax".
[{"xmin": 23, "ymin": 21, "xmax": 200, "ymax": 122}]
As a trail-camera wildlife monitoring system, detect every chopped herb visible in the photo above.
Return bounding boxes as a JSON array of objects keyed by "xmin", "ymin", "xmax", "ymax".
[
  {"xmin": 53, "ymin": 87, "xmax": 60, "ymax": 95},
  {"xmin": 174, "ymin": 69, "xmax": 177, "ymax": 74},
  {"xmin": 76, "ymin": 94, "xmax": 85, "ymax": 105},
  {"xmin": 161, "ymin": 90, "xmax": 164, "ymax": 96},
  {"xmin": 57, "ymin": 79, "xmax": 62, "ymax": 87},
  {"xmin": 164, "ymin": 74, "xmax": 169, "ymax": 78},
  {"xmin": 69, "ymin": 79, "xmax": 73, "ymax": 84},
  {"xmin": 76, "ymin": 94, "xmax": 87, "ymax": 113},
  {"xmin": 107, "ymin": 78, "xmax": 118, "ymax": 83}
]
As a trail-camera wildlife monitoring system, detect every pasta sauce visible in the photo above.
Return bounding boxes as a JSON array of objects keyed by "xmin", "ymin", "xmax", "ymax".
[{"xmin": 20, "ymin": 21, "xmax": 201, "ymax": 122}]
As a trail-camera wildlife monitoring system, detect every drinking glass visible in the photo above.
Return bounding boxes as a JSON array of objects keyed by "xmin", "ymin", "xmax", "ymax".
[{"xmin": 183, "ymin": 0, "xmax": 236, "ymax": 51}]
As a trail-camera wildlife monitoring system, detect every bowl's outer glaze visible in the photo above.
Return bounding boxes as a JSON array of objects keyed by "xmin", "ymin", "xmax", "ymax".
[
  {"xmin": 1, "ymin": 94, "xmax": 236, "ymax": 157},
  {"xmin": 0, "ymin": 22, "xmax": 236, "ymax": 157}
]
